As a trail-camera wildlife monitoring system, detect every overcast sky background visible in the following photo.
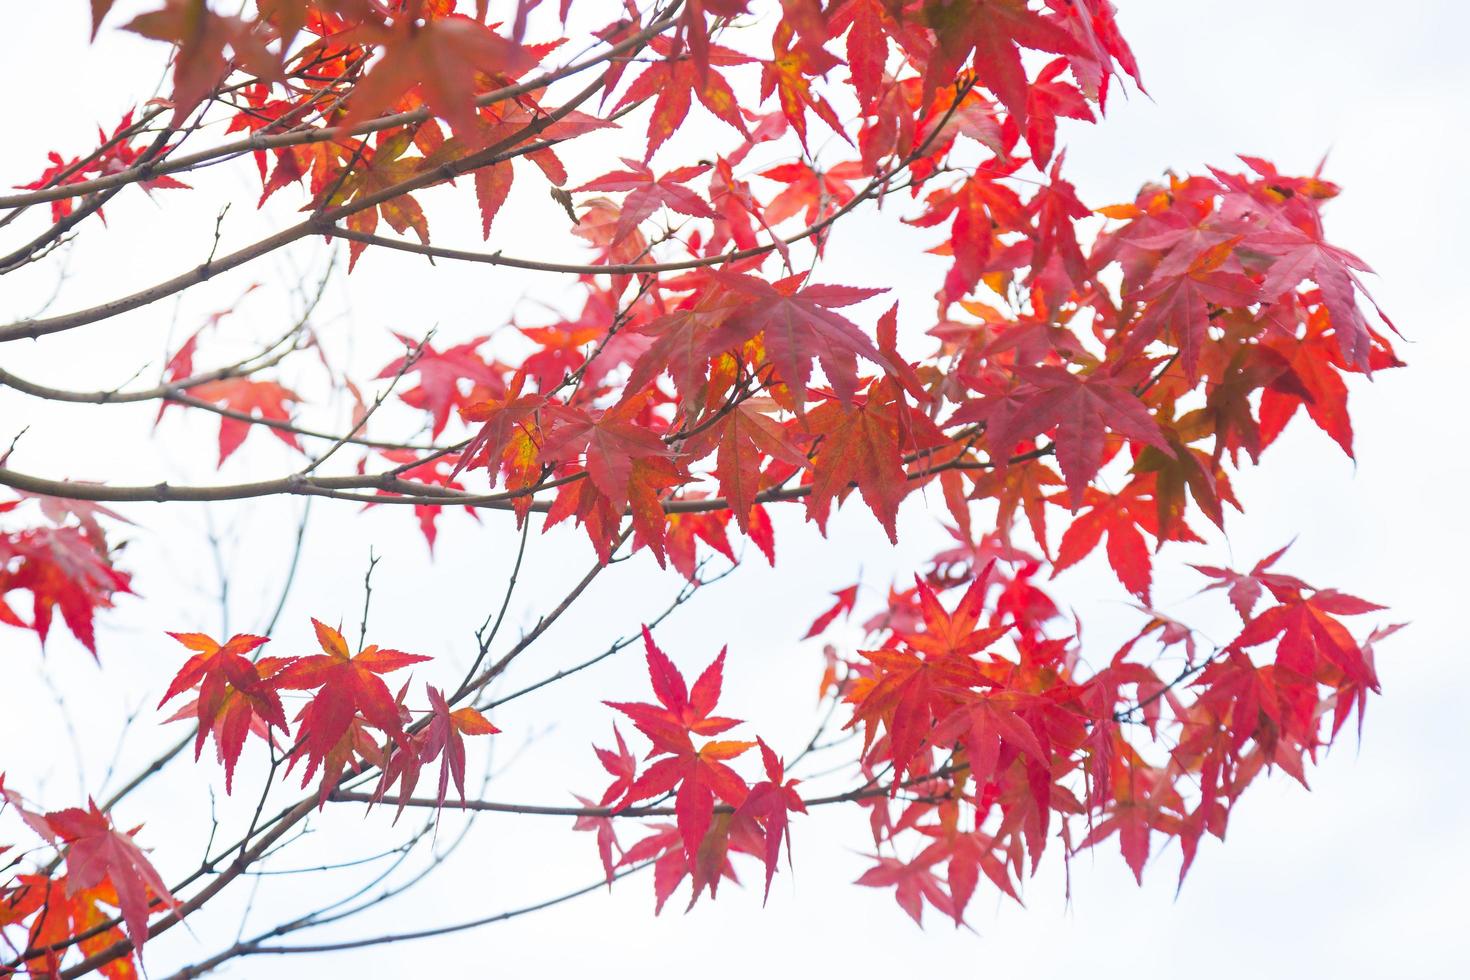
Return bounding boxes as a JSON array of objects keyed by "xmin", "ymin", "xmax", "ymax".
[{"xmin": 2, "ymin": 1, "xmax": 1468, "ymax": 977}]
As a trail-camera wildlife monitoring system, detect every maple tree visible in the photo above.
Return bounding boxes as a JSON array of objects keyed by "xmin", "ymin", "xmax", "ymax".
[{"xmin": 0, "ymin": 1, "xmax": 1403, "ymax": 975}]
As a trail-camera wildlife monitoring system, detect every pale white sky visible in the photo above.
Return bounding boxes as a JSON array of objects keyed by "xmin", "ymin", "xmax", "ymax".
[{"xmin": 1, "ymin": 2, "xmax": 1467, "ymax": 977}]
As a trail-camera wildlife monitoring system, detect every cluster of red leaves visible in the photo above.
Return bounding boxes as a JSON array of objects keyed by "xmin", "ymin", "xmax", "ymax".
[
  {"xmin": 0, "ymin": 497, "xmax": 131, "ymax": 656},
  {"xmin": 154, "ymin": 619, "xmax": 500, "ymax": 811},
  {"xmin": 579, "ymin": 629, "xmax": 804, "ymax": 912},
  {"xmin": 0, "ymin": 615, "xmax": 498, "ymax": 974},
  {"xmin": 2, "ymin": 781, "xmax": 176, "ymax": 977},
  {"xmin": 800, "ymin": 541, "xmax": 1392, "ymax": 925},
  {"xmin": 4, "ymin": 0, "xmax": 1405, "ymax": 952},
  {"xmin": 15, "ymin": 112, "xmax": 187, "ymax": 223}
]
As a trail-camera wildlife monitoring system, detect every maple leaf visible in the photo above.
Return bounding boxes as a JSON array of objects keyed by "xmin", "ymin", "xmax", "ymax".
[
  {"xmin": 623, "ymin": 290, "xmax": 746, "ymax": 405},
  {"xmin": 802, "ymin": 386, "xmax": 917, "ymax": 542},
  {"xmin": 1023, "ymin": 59, "xmax": 1094, "ymax": 165},
  {"xmin": 0, "ymin": 872, "xmax": 141, "ymax": 979},
  {"xmin": 910, "ymin": 162, "xmax": 1027, "ymax": 304},
  {"xmin": 18, "ymin": 112, "xmax": 189, "ymax": 224},
  {"xmin": 158, "ymin": 631, "xmax": 292, "ymax": 792},
  {"xmin": 942, "ymin": 830, "xmax": 1022, "ymax": 923},
  {"xmin": 702, "ymin": 272, "xmax": 890, "ymax": 404},
  {"xmin": 845, "ymin": 574, "xmax": 1010, "ymax": 776},
  {"xmin": 959, "ymin": 365, "xmax": 1172, "ymax": 507},
  {"xmin": 342, "ymin": 14, "xmax": 538, "ymax": 141},
  {"xmin": 1191, "ymin": 543, "xmax": 1309, "ymax": 620},
  {"xmin": 758, "ymin": 159, "xmax": 864, "ymax": 227},
  {"xmin": 473, "ymin": 160, "xmax": 514, "ymax": 238},
  {"xmin": 608, "ymin": 629, "xmax": 752, "ymax": 858},
  {"xmin": 732, "ymin": 739, "xmax": 805, "ymax": 901},
  {"xmin": 1028, "ymin": 157, "xmax": 1091, "ymax": 289},
  {"xmin": 844, "ymin": 643, "xmax": 949, "ymax": 776},
  {"xmin": 591, "ymin": 723, "xmax": 638, "ymax": 809},
  {"xmin": 761, "ymin": 19, "xmax": 847, "ymax": 151},
  {"xmin": 920, "ymin": 0, "xmax": 1080, "ymax": 129},
  {"xmin": 607, "ymin": 627, "xmax": 743, "ymax": 753},
  {"xmin": 1127, "ymin": 234, "xmax": 1257, "ymax": 378},
  {"xmin": 1251, "ymin": 229, "xmax": 1380, "ymax": 371},
  {"xmin": 804, "ymin": 584, "xmax": 858, "ymax": 638},
  {"xmin": 834, "ymin": 0, "xmax": 894, "ymax": 108},
  {"xmin": 855, "ymin": 852, "xmax": 954, "ymax": 926},
  {"xmin": 377, "ymin": 333, "xmax": 500, "ymax": 437},
  {"xmin": 575, "ymin": 160, "xmax": 716, "ymax": 245},
  {"xmin": 417, "ymin": 685, "xmax": 499, "ymax": 811},
  {"xmin": 454, "ymin": 370, "xmax": 544, "ymax": 479},
  {"xmin": 572, "ymin": 792, "xmax": 623, "ymax": 886},
  {"xmin": 21, "ymin": 491, "xmax": 133, "ymax": 554},
  {"xmin": 631, "ymin": 741, "xmax": 754, "ymax": 866},
  {"xmin": 684, "ymin": 401, "xmax": 808, "ymax": 535},
  {"xmin": 619, "ymin": 820, "xmax": 741, "ymax": 914},
  {"xmin": 278, "ymin": 619, "xmax": 431, "ymax": 798},
  {"xmin": 126, "ymin": 0, "xmax": 282, "ymax": 126},
  {"xmin": 1076, "ymin": 781, "xmax": 1170, "ymax": 883},
  {"xmin": 17, "ymin": 150, "xmax": 91, "ymax": 223},
  {"xmin": 43, "ymin": 802, "xmax": 178, "ymax": 956},
  {"xmin": 1051, "ymin": 488, "xmax": 1154, "ymax": 599},
  {"xmin": 675, "ymin": 0, "xmax": 752, "ymax": 87},
  {"xmin": 1257, "ymin": 302, "xmax": 1399, "ymax": 458},
  {"xmin": 1231, "ymin": 588, "xmax": 1385, "ymax": 693},
  {"xmin": 173, "ymin": 377, "xmax": 303, "ymax": 464},
  {"xmin": 662, "ymin": 508, "xmax": 737, "ymax": 581},
  {"xmin": 540, "ymin": 403, "xmax": 679, "ymax": 511},
  {"xmin": 327, "ymin": 128, "xmax": 439, "ymax": 271},
  {"xmin": 0, "ymin": 526, "xmax": 132, "ymax": 656},
  {"xmin": 965, "ymin": 454, "xmax": 1063, "ymax": 555},
  {"xmin": 894, "ymin": 571, "xmax": 1004, "ymax": 660},
  {"xmin": 613, "ymin": 36, "xmax": 752, "ymax": 159}
]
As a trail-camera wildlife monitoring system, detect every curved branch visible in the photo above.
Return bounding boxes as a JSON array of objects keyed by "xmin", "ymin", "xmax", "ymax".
[
  {"xmin": 216, "ymin": 860, "xmax": 655, "ymax": 961},
  {"xmin": 0, "ymin": 443, "xmax": 1048, "ymax": 515},
  {"xmin": 331, "ymin": 764, "xmax": 964, "ymax": 817}
]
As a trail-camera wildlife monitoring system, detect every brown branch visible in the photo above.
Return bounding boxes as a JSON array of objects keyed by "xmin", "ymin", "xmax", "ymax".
[
  {"xmin": 0, "ymin": 439, "xmax": 1048, "ymax": 515},
  {"xmin": 197, "ymin": 859, "xmax": 656, "ymax": 963},
  {"xmin": 332, "ymin": 764, "xmax": 964, "ymax": 817}
]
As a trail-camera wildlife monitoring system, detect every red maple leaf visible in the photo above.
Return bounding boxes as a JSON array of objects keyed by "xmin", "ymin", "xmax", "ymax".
[
  {"xmin": 731, "ymin": 739, "xmax": 805, "ymax": 901},
  {"xmin": 575, "ymin": 159, "xmax": 716, "ymax": 245},
  {"xmin": 540, "ymin": 403, "xmax": 679, "ymax": 511},
  {"xmin": 803, "ymin": 584, "xmax": 858, "ymax": 638},
  {"xmin": 377, "ymin": 333, "xmax": 501, "ymax": 437},
  {"xmin": 43, "ymin": 802, "xmax": 178, "ymax": 957},
  {"xmin": 1051, "ymin": 487, "xmax": 1155, "ymax": 599},
  {"xmin": 0, "ymin": 526, "xmax": 132, "ymax": 656},
  {"xmin": 174, "ymin": 377, "xmax": 303, "ymax": 464},
  {"xmin": 703, "ymin": 272, "xmax": 890, "ymax": 404},
  {"xmin": 921, "ymin": 0, "xmax": 1080, "ymax": 129},
  {"xmin": 277, "ymin": 619, "xmax": 431, "ymax": 798},
  {"xmin": 125, "ymin": 0, "xmax": 281, "ymax": 125},
  {"xmin": 1191, "ymin": 543, "xmax": 1310, "ymax": 620},
  {"xmin": 607, "ymin": 629, "xmax": 752, "ymax": 859},
  {"xmin": 961, "ymin": 365, "xmax": 1172, "ymax": 507},
  {"xmin": 341, "ymin": 13, "xmax": 538, "ymax": 141},
  {"xmin": 158, "ymin": 631, "xmax": 292, "ymax": 792},
  {"xmin": 417, "ymin": 685, "xmax": 499, "ymax": 811},
  {"xmin": 613, "ymin": 35, "xmax": 751, "ymax": 159},
  {"xmin": 855, "ymin": 852, "xmax": 954, "ymax": 926}
]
